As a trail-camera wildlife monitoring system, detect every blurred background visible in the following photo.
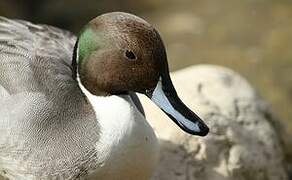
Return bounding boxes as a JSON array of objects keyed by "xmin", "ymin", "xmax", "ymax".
[{"xmin": 0, "ymin": 0, "xmax": 291, "ymax": 159}]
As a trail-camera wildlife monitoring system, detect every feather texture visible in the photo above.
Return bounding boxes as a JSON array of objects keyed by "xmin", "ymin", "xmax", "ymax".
[{"xmin": 0, "ymin": 17, "xmax": 101, "ymax": 179}]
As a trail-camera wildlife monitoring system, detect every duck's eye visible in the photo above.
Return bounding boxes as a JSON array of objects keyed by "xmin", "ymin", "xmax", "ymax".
[{"xmin": 125, "ymin": 50, "xmax": 137, "ymax": 60}]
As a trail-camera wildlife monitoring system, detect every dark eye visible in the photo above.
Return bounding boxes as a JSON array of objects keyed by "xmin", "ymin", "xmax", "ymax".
[{"xmin": 125, "ymin": 50, "xmax": 137, "ymax": 60}]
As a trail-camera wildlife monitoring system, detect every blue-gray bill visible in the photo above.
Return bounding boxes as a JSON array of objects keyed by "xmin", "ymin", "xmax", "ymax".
[{"xmin": 145, "ymin": 77, "xmax": 209, "ymax": 136}]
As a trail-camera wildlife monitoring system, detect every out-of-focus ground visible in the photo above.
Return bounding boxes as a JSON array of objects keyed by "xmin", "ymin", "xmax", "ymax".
[{"xmin": 1, "ymin": 0, "xmax": 291, "ymax": 155}]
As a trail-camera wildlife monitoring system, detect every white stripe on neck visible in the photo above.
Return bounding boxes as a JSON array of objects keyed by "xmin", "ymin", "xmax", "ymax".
[{"xmin": 75, "ymin": 45, "xmax": 132, "ymax": 162}]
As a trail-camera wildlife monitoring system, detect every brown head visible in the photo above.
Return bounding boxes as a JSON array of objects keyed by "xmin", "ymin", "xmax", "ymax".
[{"xmin": 74, "ymin": 12, "xmax": 209, "ymax": 136}]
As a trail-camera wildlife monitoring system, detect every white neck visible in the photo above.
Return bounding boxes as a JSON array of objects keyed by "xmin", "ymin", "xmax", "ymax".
[
  {"xmin": 76, "ymin": 74, "xmax": 132, "ymax": 155},
  {"xmin": 76, "ymin": 75, "xmax": 158, "ymax": 179}
]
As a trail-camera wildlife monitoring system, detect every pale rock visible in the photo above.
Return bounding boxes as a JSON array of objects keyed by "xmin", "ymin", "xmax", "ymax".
[{"xmin": 138, "ymin": 65, "xmax": 288, "ymax": 180}]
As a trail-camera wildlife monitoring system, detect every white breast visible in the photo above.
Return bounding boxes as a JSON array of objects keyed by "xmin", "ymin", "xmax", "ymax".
[{"xmin": 78, "ymin": 82, "xmax": 159, "ymax": 180}]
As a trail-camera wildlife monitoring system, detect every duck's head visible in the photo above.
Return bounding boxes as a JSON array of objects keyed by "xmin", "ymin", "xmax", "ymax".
[{"xmin": 74, "ymin": 12, "xmax": 209, "ymax": 136}]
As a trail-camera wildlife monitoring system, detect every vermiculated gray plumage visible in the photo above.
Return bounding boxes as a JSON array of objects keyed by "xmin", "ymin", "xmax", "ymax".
[
  {"xmin": 0, "ymin": 17, "xmax": 100, "ymax": 179},
  {"xmin": 0, "ymin": 16, "xmax": 75, "ymax": 94}
]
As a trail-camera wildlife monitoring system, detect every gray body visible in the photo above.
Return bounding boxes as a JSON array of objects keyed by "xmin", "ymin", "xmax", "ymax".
[{"xmin": 0, "ymin": 17, "xmax": 100, "ymax": 179}]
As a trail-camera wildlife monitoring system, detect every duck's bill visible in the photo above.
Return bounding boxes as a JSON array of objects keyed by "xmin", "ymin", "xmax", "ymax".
[{"xmin": 145, "ymin": 77, "xmax": 209, "ymax": 136}]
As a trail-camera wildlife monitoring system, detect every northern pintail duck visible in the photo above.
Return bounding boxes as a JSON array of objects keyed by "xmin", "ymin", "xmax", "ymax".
[{"xmin": 0, "ymin": 12, "xmax": 209, "ymax": 180}]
